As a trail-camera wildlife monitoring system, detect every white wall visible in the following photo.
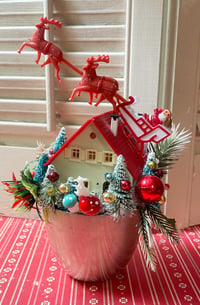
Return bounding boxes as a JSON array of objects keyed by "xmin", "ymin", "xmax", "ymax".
[{"xmin": 0, "ymin": 146, "xmax": 40, "ymax": 219}]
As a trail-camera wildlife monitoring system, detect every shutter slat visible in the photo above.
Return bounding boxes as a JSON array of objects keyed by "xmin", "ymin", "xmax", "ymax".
[
  {"xmin": 0, "ymin": 77, "xmax": 45, "ymax": 99},
  {"xmin": 0, "ymin": 111, "xmax": 46, "ymax": 123},
  {"xmin": 0, "ymin": 0, "xmax": 43, "ymax": 14},
  {"xmin": 0, "ymin": 51, "xmax": 124, "ymax": 77},
  {"xmin": 0, "ymin": 99, "xmax": 46, "ymax": 110},
  {"xmin": 56, "ymin": 102, "xmax": 112, "ymax": 126},
  {"xmin": 0, "ymin": 51, "xmax": 124, "ymax": 64},
  {"xmin": 0, "ymin": 99, "xmax": 46, "ymax": 123},
  {"xmin": 54, "ymin": 0, "xmax": 125, "ymax": 13},
  {"xmin": 0, "ymin": 25, "xmax": 125, "ymax": 42},
  {"xmin": 56, "ymin": 25, "xmax": 125, "ymax": 42}
]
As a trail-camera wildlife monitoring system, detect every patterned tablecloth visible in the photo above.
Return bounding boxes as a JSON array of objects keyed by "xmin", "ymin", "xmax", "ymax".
[{"xmin": 0, "ymin": 216, "xmax": 199, "ymax": 305}]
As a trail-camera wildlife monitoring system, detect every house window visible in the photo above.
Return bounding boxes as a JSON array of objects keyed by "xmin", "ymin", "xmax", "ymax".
[
  {"xmin": 86, "ymin": 150, "xmax": 97, "ymax": 163},
  {"xmin": 102, "ymin": 152, "xmax": 114, "ymax": 165},
  {"xmin": 71, "ymin": 148, "xmax": 80, "ymax": 160}
]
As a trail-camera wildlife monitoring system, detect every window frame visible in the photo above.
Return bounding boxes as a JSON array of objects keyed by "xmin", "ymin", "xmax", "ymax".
[
  {"xmin": 102, "ymin": 151, "xmax": 115, "ymax": 166},
  {"xmin": 85, "ymin": 149, "xmax": 97, "ymax": 164},
  {"xmin": 70, "ymin": 147, "xmax": 81, "ymax": 161}
]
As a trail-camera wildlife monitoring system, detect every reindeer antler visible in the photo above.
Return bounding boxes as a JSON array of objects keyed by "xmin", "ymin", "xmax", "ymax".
[
  {"xmin": 87, "ymin": 55, "xmax": 110, "ymax": 65},
  {"xmin": 39, "ymin": 17, "xmax": 62, "ymax": 28}
]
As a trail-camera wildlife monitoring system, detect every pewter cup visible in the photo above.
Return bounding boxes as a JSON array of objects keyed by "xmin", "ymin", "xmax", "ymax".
[{"xmin": 45, "ymin": 209, "xmax": 139, "ymax": 282}]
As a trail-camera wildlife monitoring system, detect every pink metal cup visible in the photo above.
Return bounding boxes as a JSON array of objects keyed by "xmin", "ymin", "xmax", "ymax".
[{"xmin": 45, "ymin": 209, "xmax": 139, "ymax": 282}]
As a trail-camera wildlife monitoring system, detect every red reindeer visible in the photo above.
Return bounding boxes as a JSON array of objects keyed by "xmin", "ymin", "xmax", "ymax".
[
  {"xmin": 18, "ymin": 17, "xmax": 82, "ymax": 82},
  {"xmin": 18, "ymin": 17, "xmax": 132, "ymax": 112},
  {"xmin": 69, "ymin": 55, "xmax": 129, "ymax": 113}
]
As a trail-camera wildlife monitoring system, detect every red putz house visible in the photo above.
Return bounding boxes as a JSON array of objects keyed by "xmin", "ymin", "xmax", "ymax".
[
  {"xmin": 45, "ymin": 110, "xmax": 146, "ymax": 194},
  {"xmin": 46, "ymin": 99, "xmax": 171, "ymax": 194}
]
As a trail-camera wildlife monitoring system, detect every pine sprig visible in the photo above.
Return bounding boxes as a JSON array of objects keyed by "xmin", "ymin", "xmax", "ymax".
[
  {"xmin": 146, "ymin": 204, "xmax": 180, "ymax": 244},
  {"xmin": 138, "ymin": 206, "xmax": 157, "ymax": 271},
  {"xmin": 150, "ymin": 124, "xmax": 191, "ymax": 169},
  {"xmin": 21, "ymin": 168, "xmax": 39, "ymax": 201}
]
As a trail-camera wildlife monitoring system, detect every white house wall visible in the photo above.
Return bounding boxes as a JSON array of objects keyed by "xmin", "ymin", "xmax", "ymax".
[{"xmin": 51, "ymin": 123, "xmax": 117, "ymax": 194}]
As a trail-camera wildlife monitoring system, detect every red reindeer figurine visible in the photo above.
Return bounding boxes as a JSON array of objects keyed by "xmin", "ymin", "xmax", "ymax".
[
  {"xmin": 69, "ymin": 55, "xmax": 129, "ymax": 113},
  {"xmin": 18, "ymin": 17, "xmax": 132, "ymax": 112},
  {"xmin": 18, "ymin": 17, "xmax": 82, "ymax": 82}
]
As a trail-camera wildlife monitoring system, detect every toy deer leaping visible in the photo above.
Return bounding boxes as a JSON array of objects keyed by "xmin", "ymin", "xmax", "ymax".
[
  {"xmin": 18, "ymin": 17, "xmax": 132, "ymax": 113},
  {"xmin": 69, "ymin": 55, "xmax": 130, "ymax": 113},
  {"xmin": 18, "ymin": 17, "xmax": 82, "ymax": 82}
]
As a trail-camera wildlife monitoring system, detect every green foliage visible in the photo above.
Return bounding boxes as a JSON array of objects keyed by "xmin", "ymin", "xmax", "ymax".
[
  {"xmin": 150, "ymin": 124, "xmax": 191, "ymax": 169},
  {"xmin": 106, "ymin": 155, "xmax": 134, "ymax": 218},
  {"xmin": 39, "ymin": 164, "xmax": 62, "ymax": 209},
  {"xmin": 53, "ymin": 127, "xmax": 67, "ymax": 153},
  {"xmin": 33, "ymin": 152, "xmax": 49, "ymax": 183},
  {"xmin": 136, "ymin": 124, "xmax": 190, "ymax": 270},
  {"xmin": 138, "ymin": 206, "xmax": 157, "ymax": 271},
  {"xmin": 2, "ymin": 173, "xmax": 36, "ymax": 211},
  {"xmin": 138, "ymin": 203, "xmax": 180, "ymax": 271},
  {"xmin": 21, "ymin": 168, "xmax": 39, "ymax": 201},
  {"xmin": 146, "ymin": 204, "xmax": 180, "ymax": 243}
]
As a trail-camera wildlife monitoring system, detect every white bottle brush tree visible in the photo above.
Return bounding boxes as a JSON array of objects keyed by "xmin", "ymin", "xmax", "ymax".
[
  {"xmin": 105, "ymin": 155, "xmax": 135, "ymax": 219},
  {"xmin": 39, "ymin": 164, "xmax": 62, "ymax": 209}
]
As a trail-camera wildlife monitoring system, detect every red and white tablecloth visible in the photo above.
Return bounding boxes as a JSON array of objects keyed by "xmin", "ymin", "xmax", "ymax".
[{"xmin": 0, "ymin": 216, "xmax": 199, "ymax": 305}]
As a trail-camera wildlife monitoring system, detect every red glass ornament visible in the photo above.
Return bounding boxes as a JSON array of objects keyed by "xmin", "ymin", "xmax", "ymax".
[
  {"xmin": 155, "ymin": 169, "xmax": 164, "ymax": 178},
  {"xmin": 120, "ymin": 180, "xmax": 132, "ymax": 191},
  {"xmin": 47, "ymin": 171, "xmax": 59, "ymax": 182},
  {"xmin": 165, "ymin": 183, "xmax": 170, "ymax": 190},
  {"xmin": 49, "ymin": 148, "xmax": 54, "ymax": 155},
  {"xmin": 79, "ymin": 195, "xmax": 101, "ymax": 215},
  {"xmin": 135, "ymin": 175, "xmax": 164, "ymax": 203}
]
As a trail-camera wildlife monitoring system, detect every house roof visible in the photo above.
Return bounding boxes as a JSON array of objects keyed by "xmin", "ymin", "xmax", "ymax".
[{"xmin": 46, "ymin": 111, "xmax": 145, "ymax": 180}]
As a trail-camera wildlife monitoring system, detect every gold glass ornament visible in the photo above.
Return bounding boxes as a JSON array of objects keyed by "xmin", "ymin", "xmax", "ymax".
[
  {"xmin": 159, "ymin": 195, "xmax": 166, "ymax": 205},
  {"xmin": 46, "ymin": 186, "xmax": 55, "ymax": 196},
  {"xmin": 147, "ymin": 160, "xmax": 156, "ymax": 169},
  {"xmin": 59, "ymin": 183, "xmax": 69, "ymax": 194},
  {"xmin": 103, "ymin": 191, "xmax": 116, "ymax": 203}
]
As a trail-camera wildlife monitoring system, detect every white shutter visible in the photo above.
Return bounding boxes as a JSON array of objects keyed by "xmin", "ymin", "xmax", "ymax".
[
  {"xmin": 0, "ymin": 0, "xmax": 164, "ymax": 218},
  {"xmin": 0, "ymin": 0, "xmax": 127, "ymax": 147},
  {"xmin": 53, "ymin": 0, "xmax": 127, "ymax": 126},
  {"xmin": 0, "ymin": 0, "xmax": 46, "ymax": 146}
]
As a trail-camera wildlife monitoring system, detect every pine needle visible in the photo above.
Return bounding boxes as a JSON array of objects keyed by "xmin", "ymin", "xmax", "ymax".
[
  {"xmin": 138, "ymin": 206, "xmax": 157, "ymax": 271},
  {"xmin": 146, "ymin": 204, "xmax": 180, "ymax": 244},
  {"xmin": 150, "ymin": 124, "xmax": 191, "ymax": 169}
]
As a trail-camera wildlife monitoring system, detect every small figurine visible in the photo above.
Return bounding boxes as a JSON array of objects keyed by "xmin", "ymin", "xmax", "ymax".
[
  {"xmin": 74, "ymin": 176, "xmax": 90, "ymax": 197},
  {"xmin": 18, "ymin": 17, "xmax": 82, "ymax": 82},
  {"xmin": 143, "ymin": 108, "xmax": 172, "ymax": 129}
]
